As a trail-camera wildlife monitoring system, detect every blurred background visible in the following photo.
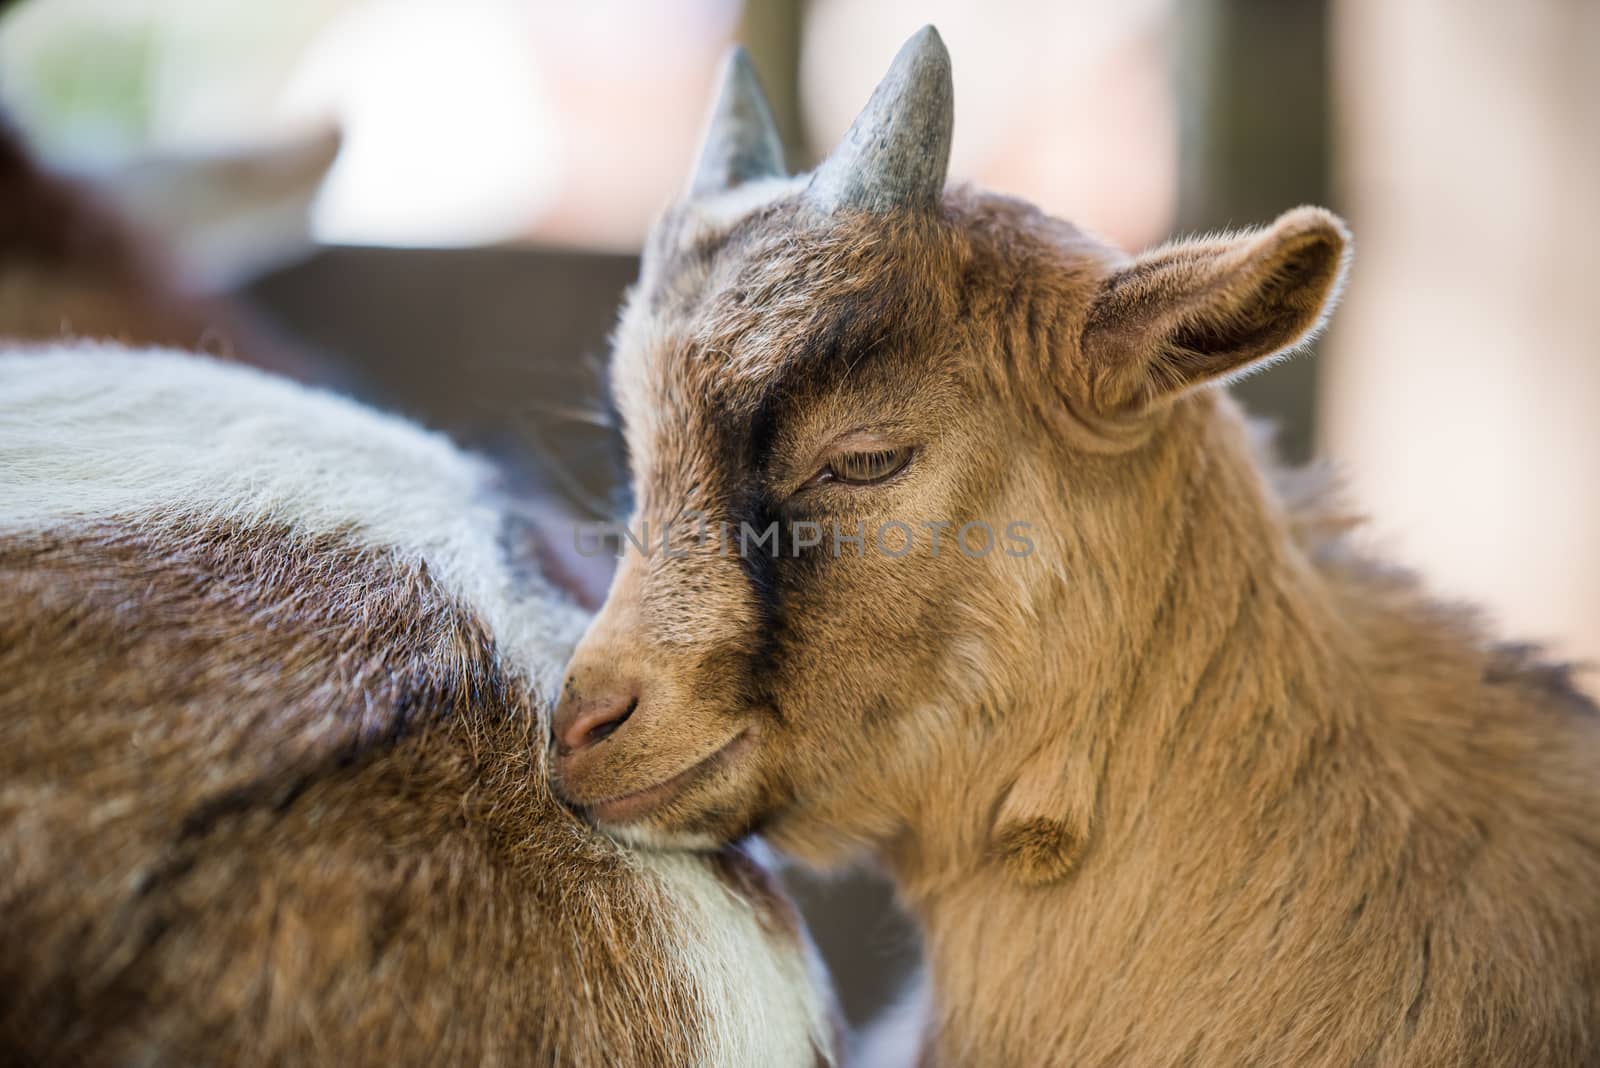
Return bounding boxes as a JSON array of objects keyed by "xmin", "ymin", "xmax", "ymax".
[{"xmin": 3, "ymin": 0, "xmax": 1596, "ymax": 1032}]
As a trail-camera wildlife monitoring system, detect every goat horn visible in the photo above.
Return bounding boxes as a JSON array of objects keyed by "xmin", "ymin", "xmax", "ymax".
[
  {"xmin": 807, "ymin": 25, "xmax": 953, "ymax": 214},
  {"xmin": 689, "ymin": 47, "xmax": 786, "ymax": 197}
]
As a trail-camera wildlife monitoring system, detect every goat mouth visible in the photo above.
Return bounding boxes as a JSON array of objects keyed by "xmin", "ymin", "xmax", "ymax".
[{"xmin": 583, "ymin": 729, "xmax": 752, "ymax": 826}]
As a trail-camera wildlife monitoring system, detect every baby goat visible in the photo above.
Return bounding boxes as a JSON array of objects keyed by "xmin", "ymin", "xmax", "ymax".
[{"xmin": 554, "ymin": 26, "xmax": 1600, "ymax": 1066}]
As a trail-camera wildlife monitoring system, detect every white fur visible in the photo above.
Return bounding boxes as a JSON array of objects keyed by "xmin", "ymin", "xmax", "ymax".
[
  {"xmin": 0, "ymin": 342, "xmax": 835, "ymax": 1066},
  {"xmin": 0, "ymin": 344, "xmax": 585, "ymax": 701},
  {"xmin": 643, "ymin": 847, "xmax": 837, "ymax": 1067}
]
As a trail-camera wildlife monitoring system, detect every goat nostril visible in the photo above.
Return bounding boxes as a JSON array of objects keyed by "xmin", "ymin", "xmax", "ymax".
[
  {"xmin": 585, "ymin": 697, "xmax": 636, "ymax": 746},
  {"xmin": 558, "ymin": 693, "xmax": 639, "ymax": 754}
]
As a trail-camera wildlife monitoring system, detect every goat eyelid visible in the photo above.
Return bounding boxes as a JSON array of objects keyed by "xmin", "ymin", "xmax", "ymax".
[{"xmin": 810, "ymin": 443, "xmax": 915, "ymax": 488}]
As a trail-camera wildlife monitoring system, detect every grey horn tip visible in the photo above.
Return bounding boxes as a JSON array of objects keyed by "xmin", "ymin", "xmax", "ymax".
[
  {"xmin": 688, "ymin": 44, "xmax": 786, "ymax": 198},
  {"xmin": 909, "ymin": 24, "xmax": 946, "ymax": 51},
  {"xmin": 722, "ymin": 44, "xmax": 755, "ymax": 81},
  {"xmin": 807, "ymin": 24, "xmax": 955, "ymax": 214}
]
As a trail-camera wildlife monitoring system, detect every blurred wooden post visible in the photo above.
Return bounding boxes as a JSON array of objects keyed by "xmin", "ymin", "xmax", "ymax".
[
  {"xmin": 738, "ymin": 0, "xmax": 807, "ymax": 167},
  {"xmin": 1174, "ymin": 0, "xmax": 1332, "ymax": 461}
]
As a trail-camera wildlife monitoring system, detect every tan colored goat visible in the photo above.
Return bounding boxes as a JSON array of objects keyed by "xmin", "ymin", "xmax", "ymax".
[{"xmin": 554, "ymin": 27, "xmax": 1600, "ymax": 1066}]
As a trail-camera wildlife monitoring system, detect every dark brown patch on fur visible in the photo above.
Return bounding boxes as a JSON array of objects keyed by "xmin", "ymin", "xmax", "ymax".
[
  {"xmin": 992, "ymin": 818, "xmax": 1083, "ymax": 886},
  {"xmin": 708, "ymin": 841, "xmax": 802, "ymax": 942},
  {"xmin": 1483, "ymin": 642, "xmax": 1599, "ymax": 716}
]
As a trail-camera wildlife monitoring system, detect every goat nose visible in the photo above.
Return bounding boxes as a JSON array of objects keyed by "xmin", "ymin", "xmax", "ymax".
[{"xmin": 553, "ymin": 686, "xmax": 639, "ymax": 754}]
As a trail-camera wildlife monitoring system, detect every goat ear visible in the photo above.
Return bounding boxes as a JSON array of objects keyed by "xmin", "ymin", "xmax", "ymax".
[{"xmin": 1081, "ymin": 207, "xmax": 1350, "ymax": 415}]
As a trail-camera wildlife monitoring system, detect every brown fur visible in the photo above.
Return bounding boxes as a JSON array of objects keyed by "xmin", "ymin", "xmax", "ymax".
[
  {"xmin": 0, "ymin": 519, "xmax": 727, "ymax": 1065},
  {"xmin": 556, "ymin": 180, "xmax": 1600, "ymax": 1064}
]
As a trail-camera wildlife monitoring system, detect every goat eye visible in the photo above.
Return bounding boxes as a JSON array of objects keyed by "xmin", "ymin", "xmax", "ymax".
[{"xmin": 823, "ymin": 446, "xmax": 912, "ymax": 486}]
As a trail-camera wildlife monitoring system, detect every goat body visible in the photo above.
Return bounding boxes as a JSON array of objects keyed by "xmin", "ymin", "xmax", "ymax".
[{"xmin": 0, "ymin": 346, "xmax": 837, "ymax": 1066}]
